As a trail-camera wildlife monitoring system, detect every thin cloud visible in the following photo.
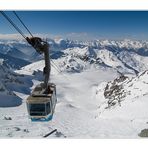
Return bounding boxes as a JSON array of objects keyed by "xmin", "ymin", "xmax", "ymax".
[
  {"xmin": 0, "ymin": 34, "xmax": 22, "ymax": 40},
  {"xmin": 0, "ymin": 33, "xmax": 55, "ymax": 40},
  {"xmin": 65, "ymin": 32, "xmax": 94, "ymax": 41},
  {"xmin": 0, "ymin": 32, "xmax": 97, "ymax": 41}
]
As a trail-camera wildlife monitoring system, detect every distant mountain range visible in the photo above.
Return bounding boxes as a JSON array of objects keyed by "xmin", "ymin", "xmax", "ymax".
[
  {"xmin": 1, "ymin": 38, "xmax": 148, "ymax": 73},
  {"xmin": 0, "ymin": 38, "xmax": 148, "ymax": 107}
]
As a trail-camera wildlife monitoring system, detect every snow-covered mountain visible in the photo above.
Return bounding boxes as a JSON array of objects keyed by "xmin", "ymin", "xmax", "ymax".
[
  {"xmin": 1, "ymin": 38, "xmax": 148, "ymax": 107},
  {"xmin": 96, "ymin": 70, "xmax": 148, "ymax": 110},
  {"xmin": 93, "ymin": 70, "xmax": 148, "ymax": 138},
  {"xmin": 52, "ymin": 47, "xmax": 148, "ymax": 74},
  {"xmin": 0, "ymin": 40, "xmax": 32, "ymax": 69},
  {"xmin": 0, "ymin": 38, "xmax": 148, "ymax": 138},
  {"xmin": 0, "ymin": 40, "xmax": 29, "ymax": 60},
  {"xmin": 0, "ymin": 59, "xmax": 22, "ymax": 107},
  {"xmin": 0, "ymin": 58, "xmax": 35, "ymax": 107},
  {"xmin": 1, "ymin": 38, "xmax": 148, "ymax": 73},
  {"xmin": 0, "ymin": 52, "xmax": 30, "ymax": 69},
  {"xmin": 48, "ymin": 38, "xmax": 148, "ymax": 74}
]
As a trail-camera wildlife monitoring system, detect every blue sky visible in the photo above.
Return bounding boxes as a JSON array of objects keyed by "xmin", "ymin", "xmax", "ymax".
[{"xmin": 0, "ymin": 11, "xmax": 148, "ymax": 40}]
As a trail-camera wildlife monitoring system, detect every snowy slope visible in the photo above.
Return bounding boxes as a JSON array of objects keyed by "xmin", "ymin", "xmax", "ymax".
[
  {"xmin": 0, "ymin": 41, "xmax": 28, "ymax": 60},
  {"xmin": 0, "ymin": 59, "xmax": 147, "ymax": 138},
  {"xmin": 0, "ymin": 38, "xmax": 148, "ymax": 138},
  {"xmin": 95, "ymin": 70, "xmax": 148, "ymax": 130},
  {"xmin": 0, "ymin": 61, "xmax": 120, "ymax": 138},
  {"xmin": 0, "ymin": 59, "xmax": 35, "ymax": 107},
  {"xmin": 97, "ymin": 70, "xmax": 148, "ymax": 109},
  {"xmin": 0, "ymin": 52, "xmax": 30, "ymax": 69},
  {"xmin": 0, "ymin": 59, "xmax": 22, "ymax": 107}
]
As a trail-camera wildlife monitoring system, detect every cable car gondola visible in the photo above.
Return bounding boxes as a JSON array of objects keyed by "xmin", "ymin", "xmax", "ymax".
[
  {"xmin": 26, "ymin": 83, "xmax": 57, "ymax": 121},
  {"xmin": 25, "ymin": 37, "xmax": 57, "ymax": 121},
  {"xmin": 0, "ymin": 11, "xmax": 57, "ymax": 121}
]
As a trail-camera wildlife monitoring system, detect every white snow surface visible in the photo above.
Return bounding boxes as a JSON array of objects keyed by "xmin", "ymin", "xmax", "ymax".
[
  {"xmin": 1, "ymin": 38, "xmax": 148, "ymax": 138},
  {"xmin": 0, "ymin": 60, "xmax": 147, "ymax": 138}
]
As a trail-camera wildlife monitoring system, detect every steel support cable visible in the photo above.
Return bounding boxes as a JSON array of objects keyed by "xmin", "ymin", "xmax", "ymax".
[
  {"xmin": 51, "ymin": 60, "xmax": 70, "ymax": 81},
  {"xmin": 13, "ymin": 11, "xmax": 34, "ymax": 38},
  {"xmin": 51, "ymin": 61, "xmax": 62, "ymax": 73},
  {"xmin": 0, "ymin": 11, "xmax": 69, "ymax": 81},
  {"xmin": 0, "ymin": 11, "xmax": 27, "ymax": 40},
  {"xmin": 51, "ymin": 59, "xmax": 63, "ymax": 73}
]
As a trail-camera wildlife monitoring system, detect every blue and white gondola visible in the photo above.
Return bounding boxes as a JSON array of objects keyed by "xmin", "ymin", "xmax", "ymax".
[{"xmin": 26, "ymin": 83, "xmax": 57, "ymax": 122}]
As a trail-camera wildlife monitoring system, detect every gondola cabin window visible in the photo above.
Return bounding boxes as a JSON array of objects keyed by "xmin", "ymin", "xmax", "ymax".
[
  {"xmin": 46, "ymin": 102, "xmax": 51, "ymax": 115},
  {"xmin": 29, "ymin": 104, "xmax": 46, "ymax": 116}
]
